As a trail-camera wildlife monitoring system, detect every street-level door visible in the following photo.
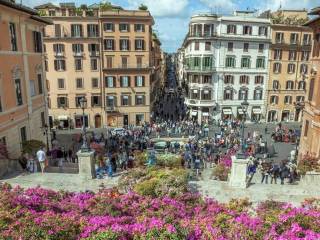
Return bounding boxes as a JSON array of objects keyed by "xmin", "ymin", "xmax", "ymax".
[
  {"xmin": 95, "ymin": 114, "xmax": 102, "ymax": 128},
  {"xmin": 123, "ymin": 114, "xmax": 128, "ymax": 126},
  {"xmin": 75, "ymin": 115, "xmax": 89, "ymax": 128}
]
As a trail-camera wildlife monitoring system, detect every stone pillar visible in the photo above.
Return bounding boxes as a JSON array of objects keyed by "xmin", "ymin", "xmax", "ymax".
[
  {"xmin": 77, "ymin": 150, "xmax": 96, "ymax": 180},
  {"xmin": 228, "ymin": 155, "xmax": 249, "ymax": 188}
]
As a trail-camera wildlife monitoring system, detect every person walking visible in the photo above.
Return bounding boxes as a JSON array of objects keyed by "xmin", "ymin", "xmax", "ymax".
[{"xmin": 36, "ymin": 147, "xmax": 46, "ymax": 174}]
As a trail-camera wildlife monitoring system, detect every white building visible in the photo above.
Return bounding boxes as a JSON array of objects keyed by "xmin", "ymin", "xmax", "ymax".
[
  {"xmin": 183, "ymin": 11, "xmax": 271, "ymax": 123},
  {"xmin": 175, "ymin": 47, "xmax": 185, "ymax": 87}
]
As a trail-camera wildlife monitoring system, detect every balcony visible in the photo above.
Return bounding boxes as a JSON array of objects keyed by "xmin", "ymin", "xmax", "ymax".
[
  {"xmin": 73, "ymin": 52, "xmax": 84, "ymax": 57},
  {"xmin": 185, "ymin": 98, "xmax": 215, "ymax": 107},
  {"xmin": 103, "ymin": 63, "xmax": 151, "ymax": 70},
  {"xmin": 54, "ymin": 52, "xmax": 65, "ymax": 57},
  {"xmin": 89, "ymin": 51, "xmax": 100, "ymax": 57},
  {"xmin": 185, "ymin": 65, "xmax": 215, "ymax": 72},
  {"xmin": 188, "ymin": 32, "xmax": 217, "ymax": 38},
  {"xmin": 105, "ymin": 106, "xmax": 118, "ymax": 112}
]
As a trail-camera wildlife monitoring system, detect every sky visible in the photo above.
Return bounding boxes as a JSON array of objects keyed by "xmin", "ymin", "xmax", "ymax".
[{"xmin": 25, "ymin": 0, "xmax": 318, "ymax": 52}]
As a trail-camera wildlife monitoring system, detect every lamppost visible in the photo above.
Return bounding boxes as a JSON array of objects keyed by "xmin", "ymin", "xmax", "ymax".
[
  {"xmin": 41, "ymin": 124, "xmax": 50, "ymax": 153},
  {"xmin": 79, "ymin": 97, "xmax": 90, "ymax": 152},
  {"xmin": 237, "ymin": 98, "xmax": 249, "ymax": 159},
  {"xmin": 294, "ymin": 101, "xmax": 305, "ymax": 160}
]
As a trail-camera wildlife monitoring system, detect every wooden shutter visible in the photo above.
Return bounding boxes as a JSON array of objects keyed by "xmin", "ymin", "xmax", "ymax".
[
  {"xmin": 113, "ymin": 77, "xmax": 116, "ymax": 88},
  {"xmin": 142, "ymin": 76, "xmax": 145, "ymax": 86},
  {"xmin": 54, "ymin": 60, "xmax": 57, "ymax": 71},
  {"xmin": 308, "ymin": 78, "xmax": 315, "ymax": 101}
]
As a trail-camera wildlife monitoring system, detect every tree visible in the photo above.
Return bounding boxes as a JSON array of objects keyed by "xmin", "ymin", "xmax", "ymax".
[
  {"xmin": 138, "ymin": 4, "xmax": 148, "ymax": 11},
  {"xmin": 100, "ymin": 2, "xmax": 113, "ymax": 11},
  {"xmin": 22, "ymin": 140, "xmax": 45, "ymax": 155}
]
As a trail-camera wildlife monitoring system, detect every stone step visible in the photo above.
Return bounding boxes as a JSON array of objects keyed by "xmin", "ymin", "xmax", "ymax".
[{"xmin": 46, "ymin": 166, "xmax": 79, "ymax": 174}]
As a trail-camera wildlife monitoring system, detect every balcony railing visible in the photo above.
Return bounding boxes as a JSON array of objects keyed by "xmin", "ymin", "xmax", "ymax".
[
  {"xmin": 105, "ymin": 106, "xmax": 118, "ymax": 112},
  {"xmin": 73, "ymin": 52, "xmax": 84, "ymax": 57},
  {"xmin": 104, "ymin": 63, "xmax": 151, "ymax": 70},
  {"xmin": 185, "ymin": 65, "xmax": 215, "ymax": 71},
  {"xmin": 89, "ymin": 51, "xmax": 100, "ymax": 57},
  {"xmin": 54, "ymin": 52, "xmax": 65, "ymax": 57},
  {"xmin": 185, "ymin": 98, "xmax": 215, "ymax": 106}
]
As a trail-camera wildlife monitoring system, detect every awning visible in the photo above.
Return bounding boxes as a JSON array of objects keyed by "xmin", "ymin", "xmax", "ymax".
[
  {"xmin": 203, "ymin": 89, "xmax": 209, "ymax": 94},
  {"xmin": 238, "ymin": 108, "xmax": 244, "ymax": 114},
  {"xmin": 191, "ymin": 111, "xmax": 198, "ymax": 116},
  {"xmin": 193, "ymin": 89, "xmax": 198, "ymax": 93},
  {"xmin": 252, "ymin": 108, "xmax": 262, "ymax": 114},
  {"xmin": 202, "ymin": 112, "xmax": 209, "ymax": 116},
  {"xmin": 58, "ymin": 115, "xmax": 68, "ymax": 120},
  {"xmin": 222, "ymin": 108, "xmax": 232, "ymax": 115}
]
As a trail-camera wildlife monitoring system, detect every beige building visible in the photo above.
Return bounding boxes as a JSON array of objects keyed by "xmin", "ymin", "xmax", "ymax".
[
  {"xmin": 267, "ymin": 15, "xmax": 312, "ymax": 122},
  {"xmin": 299, "ymin": 7, "xmax": 320, "ymax": 157},
  {"xmin": 36, "ymin": 3, "xmax": 159, "ymax": 128},
  {"xmin": 0, "ymin": 0, "xmax": 50, "ymax": 158}
]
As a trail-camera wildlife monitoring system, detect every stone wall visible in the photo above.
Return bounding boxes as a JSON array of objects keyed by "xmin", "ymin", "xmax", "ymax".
[
  {"xmin": 0, "ymin": 158, "xmax": 21, "ymax": 179},
  {"xmin": 300, "ymin": 171, "xmax": 320, "ymax": 186}
]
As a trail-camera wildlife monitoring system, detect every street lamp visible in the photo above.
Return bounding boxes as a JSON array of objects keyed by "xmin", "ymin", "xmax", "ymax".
[
  {"xmin": 79, "ymin": 97, "xmax": 90, "ymax": 152},
  {"xmin": 237, "ymin": 98, "xmax": 249, "ymax": 159},
  {"xmin": 41, "ymin": 124, "xmax": 50, "ymax": 153}
]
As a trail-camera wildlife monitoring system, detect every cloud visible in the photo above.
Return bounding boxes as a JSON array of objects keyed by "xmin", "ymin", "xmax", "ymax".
[
  {"xmin": 259, "ymin": 0, "xmax": 315, "ymax": 11},
  {"xmin": 199, "ymin": 0, "xmax": 236, "ymax": 11},
  {"xmin": 127, "ymin": 0, "xmax": 189, "ymax": 17}
]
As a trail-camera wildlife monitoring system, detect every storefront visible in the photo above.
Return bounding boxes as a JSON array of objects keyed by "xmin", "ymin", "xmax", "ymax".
[
  {"xmin": 57, "ymin": 115, "xmax": 69, "ymax": 129},
  {"xmin": 251, "ymin": 107, "xmax": 262, "ymax": 121},
  {"xmin": 74, "ymin": 115, "xmax": 88, "ymax": 128},
  {"xmin": 222, "ymin": 108, "xmax": 233, "ymax": 120},
  {"xmin": 237, "ymin": 108, "xmax": 245, "ymax": 120},
  {"xmin": 281, "ymin": 110, "xmax": 290, "ymax": 122},
  {"xmin": 268, "ymin": 110, "xmax": 278, "ymax": 122}
]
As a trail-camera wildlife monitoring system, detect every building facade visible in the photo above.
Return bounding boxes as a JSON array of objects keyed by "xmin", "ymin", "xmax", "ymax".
[
  {"xmin": 183, "ymin": 12, "xmax": 271, "ymax": 123},
  {"xmin": 0, "ymin": 0, "xmax": 50, "ymax": 158},
  {"xmin": 36, "ymin": 3, "xmax": 158, "ymax": 128},
  {"xmin": 267, "ymin": 24, "xmax": 312, "ymax": 122},
  {"xmin": 299, "ymin": 7, "xmax": 320, "ymax": 157}
]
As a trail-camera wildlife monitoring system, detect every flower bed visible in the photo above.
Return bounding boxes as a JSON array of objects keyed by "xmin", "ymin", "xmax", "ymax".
[{"xmin": 0, "ymin": 183, "xmax": 319, "ymax": 240}]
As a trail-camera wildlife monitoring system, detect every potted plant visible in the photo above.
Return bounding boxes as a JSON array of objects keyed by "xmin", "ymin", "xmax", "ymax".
[{"xmin": 138, "ymin": 4, "xmax": 148, "ymax": 10}]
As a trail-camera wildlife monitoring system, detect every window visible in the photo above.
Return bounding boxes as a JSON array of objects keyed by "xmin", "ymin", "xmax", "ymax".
[
  {"xmin": 202, "ymin": 89, "xmax": 211, "ymax": 100},
  {"xmin": 275, "ymin": 32, "xmax": 284, "ymax": 43},
  {"xmin": 287, "ymin": 63, "xmax": 296, "ymax": 74},
  {"xmin": 290, "ymin": 33, "xmax": 298, "ymax": 44},
  {"xmin": 136, "ymin": 114, "xmax": 144, "ymax": 125},
  {"xmin": 254, "ymin": 76, "xmax": 264, "ymax": 84},
  {"xmin": 135, "ymin": 76, "xmax": 145, "ymax": 87},
  {"xmin": 136, "ymin": 95, "xmax": 145, "ymax": 105},
  {"xmin": 193, "ymin": 24, "xmax": 202, "ymax": 36},
  {"xmin": 227, "ymin": 42, "xmax": 233, "ymax": 51},
  {"xmin": 106, "ymin": 56, "xmax": 113, "ymax": 68},
  {"xmin": 71, "ymin": 24, "xmax": 83, "ymax": 37},
  {"xmin": 300, "ymin": 64, "xmax": 308, "ymax": 74},
  {"xmin": 121, "ymin": 56, "xmax": 128, "ymax": 68},
  {"xmin": 296, "ymin": 96, "xmax": 305, "ymax": 103},
  {"xmin": 274, "ymin": 49, "xmax": 282, "ymax": 60},
  {"xmin": 304, "ymin": 120, "xmax": 309, "ymax": 137},
  {"xmin": 9, "ymin": 22, "xmax": 17, "ymax": 51},
  {"xmin": 134, "ymin": 24, "xmax": 145, "ymax": 32},
  {"xmin": 135, "ymin": 39, "xmax": 145, "ymax": 50},
  {"xmin": 204, "ymin": 24, "xmax": 214, "ymax": 36},
  {"xmin": 256, "ymin": 57, "xmax": 265, "ymax": 68},
  {"xmin": 37, "ymin": 74, "xmax": 43, "ymax": 94},
  {"xmin": 273, "ymin": 63, "xmax": 282, "ymax": 73},
  {"xmin": 104, "ymin": 39, "xmax": 115, "ymax": 50},
  {"xmin": 45, "ymin": 60, "xmax": 48, "ymax": 72},
  {"xmin": 224, "ymin": 89, "xmax": 233, "ymax": 100},
  {"xmin": 243, "ymin": 26, "xmax": 252, "ymax": 35},
  {"xmin": 76, "ymin": 78, "xmax": 83, "ymax": 89},
  {"xmin": 54, "ymin": 60, "xmax": 66, "ymax": 71},
  {"xmin": 270, "ymin": 95, "xmax": 279, "ymax": 104},
  {"xmin": 205, "ymin": 42, "xmax": 211, "ymax": 51},
  {"xmin": 238, "ymin": 88, "xmax": 248, "ymax": 100},
  {"xmin": 92, "ymin": 78, "xmax": 99, "ymax": 88},
  {"xmin": 258, "ymin": 26, "xmax": 267, "ymax": 36},
  {"xmin": 227, "ymin": 24, "xmax": 236, "ymax": 34},
  {"xmin": 75, "ymin": 96, "xmax": 85, "ymax": 108},
  {"xmin": 119, "ymin": 23, "xmax": 129, "ymax": 32},
  {"xmin": 258, "ymin": 44, "xmax": 264, "ymax": 53},
  {"xmin": 286, "ymin": 81, "xmax": 294, "ymax": 90},
  {"xmin": 273, "ymin": 80, "xmax": 279, "ymax": 90},
  {"xmin": 54, "ymin": 24, "xmax": 61, "ymax": 37},
  {"xmin": 74, "ymin": 58, "xmax": 83, "ymax": 71},
  {"xmin": 225, "ymin": 56, "xmax": 235, "ymax": 67},
  {"xmin": 72, "ymin": 43, "xmax": 84, "ymax": 56},
  {"xmin": 90, "ymin": 58, "xmax": 98, "ymax": 71},
  {"xmin": 20, "ymin": 127, "xmax": 27, "ymax": 142},
  {"xmin": 301, "ymin": 51, "xmax": 310, "ymax": 61},
  {"xmin": 87, "ymin": 24, "xmax": 99, "ymax": 37},
  {"xmin": 121, "ymin": 95, "xmax": 130, "ymax": 106},
  {"xmin": 48, "ymin": 10, "xmax": 55, "ymax": 16},
  {"xmin": 298, "ymin": 81, "xmax": 306, "ymax": 90},
  {"xmin": 88, "ymin": 43, "xmax": 99, "ymax": 56},
  {"xmin": 30, "ymin": 80, "xmax": 36, "ymax": 97},
  {"xmin": 106, "ymin": 95, "xmax": 116, "ymax": 107},
  {"xmin": 120, "ymin": 39, "xmax": 130, "ymax": 50},
  {"xmin": 288, "ymin": 50, "xmax": 297, "ymax": 61},
  {"xmin": 14, "ymin": 78, "xmax": 23, "ymax": 106},
  {"xmin": 191, "ymin": 89, "xmax": 199, "ymax": 99},
  {"xmin": 194, "ymin": 42, "xmax": 199, "ymax": 50},
  {"xmin": 105, "ymin": 76, "xmax": 115, "ymax": 88},
  {"xmin": 224, "ymin": 75, "xmax": 234, "ymax": 84},
  {"xmin": 103, "ymin": 23, "xmax": 114, "ymax": 32},
  {"xmin": 239, "ymin": 75, "xmax": 249, "ymax": 84},
  {"xmin": 303, "ymin": 34, "xmax": 311, "ymax": 45},
  {"xmin": 136, "ymin": 56, "xmax": 142, "ymax": 68},
  {"xmin": 120, "ymin": 76, "xmax": 130, "ymax": 87},
  {"xmin": 241, "ymin": 57, "xmax": 250, "ymax": 68},
  {"xmin": 33, "ymin": 31, "xmax": 42, "ymax": 52},
  {"xmin": 254, "ymin": 89, "xmax": 263, "ymax": 100},
  {"xmin": 203, "ymin": 75, "xmax": 212, "ymax": 84},
  {"xmin": 243, "ymin": 43, "xmax": 249, "ymax": 52},
  {"xmin": 203, "ymin": 57, "xmax": 212, "ymax": 69},
  {"xmin": 53, "ymin": 44, "xmax": 65, "ymax": 55},
  {"xmin": 57, "ymin": 96, "xmax": 68, "ymax": 108},
  {"xmin": 91, "ymin": 95, "xmax": 101, "ymax": 107},
  {"xmin": 308, "ymin": 78, "xmax": 315, "ymax": 101},
  {"xmin": 58, "ymin": 78, "xmax": 65, "ymax": 89},
  {"xmin": 41, "ymin": 112, "xmax": 46, "ymax": 127},
  {"xmin": 284, "ymin": 95, "xmax": 292, "ymax": 104}
]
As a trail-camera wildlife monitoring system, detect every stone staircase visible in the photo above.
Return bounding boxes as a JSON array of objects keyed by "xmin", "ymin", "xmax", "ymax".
[{"xmin": 46, "ymin": 162, "xmax": 79, "ymax": 174}]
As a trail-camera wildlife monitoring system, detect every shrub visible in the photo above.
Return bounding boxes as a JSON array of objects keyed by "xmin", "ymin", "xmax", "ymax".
[
  {"xmin": 297, "ymin": 153, "xmax": 320, "ymax": 175},
  {"xmin": 212, "ymin": 163, "xmax": 230, "ymax": 181},
  {"xmin": 21, "ymin": 140, "xmax": 45, "ymax": 154}
]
